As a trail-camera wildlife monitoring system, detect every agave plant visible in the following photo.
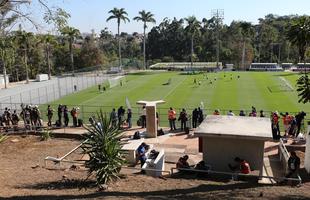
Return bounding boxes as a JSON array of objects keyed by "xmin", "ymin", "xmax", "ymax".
[
  {"xmin": 82, "ymin": 110, "xmax": 125, "ymax": 186},
  {"xmin": 0, "ymin": 134, "xmax": 8, "ymax": 143}
]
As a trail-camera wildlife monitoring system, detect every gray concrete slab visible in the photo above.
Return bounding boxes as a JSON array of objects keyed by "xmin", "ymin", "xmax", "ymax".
[{"xmin": 195, "ymin": 115, "xmax": 272, "ymax": 140}]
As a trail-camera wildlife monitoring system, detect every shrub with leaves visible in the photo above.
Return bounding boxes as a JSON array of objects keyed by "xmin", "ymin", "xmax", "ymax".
[
  {"xmin": 0, "ymin": 134, "xmax": 7, "ymax": 143},
  {"xmin": 297, "ymin": 71, "xmax": 310, "ymax": 104},
  {"xmin": 82, "ymin": 110, "xmax": 125, "ymax": 186},
  {"xmin": 41, "ymin": 128, "xmax": 53, "ymax": 141}
]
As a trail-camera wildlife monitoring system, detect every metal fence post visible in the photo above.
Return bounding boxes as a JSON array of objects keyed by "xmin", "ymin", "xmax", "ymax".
[
  {"xmin": 45, "ymin": 86, "xmax": 48, "ymax": 102},
  {"xmin": 38, "ymin": 88, "xmax": 41, "ymax": 104},
  {"xmin": 29, "ymin": 90, "xmax": 32, "ymax": 104},
  {"xmin": 53, "ymin": 84, "xmax": 56, "ymax": 100},
  {"xmin": 58, "ymin": 77, "xmax": 61, "ymax": 98}
]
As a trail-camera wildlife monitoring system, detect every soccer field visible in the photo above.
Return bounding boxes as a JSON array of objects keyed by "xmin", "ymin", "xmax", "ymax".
[{"xmin": 48, "ymin": 71, "xmax": 309, "ymax": 123}]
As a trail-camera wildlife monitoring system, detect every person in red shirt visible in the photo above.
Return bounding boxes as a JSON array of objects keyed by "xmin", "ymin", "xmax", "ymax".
[
  {"xmin": 228, "ymin": 157, "xmax": 251, "ymax": 174},
  {"xmin": 213, "ymin": 109, "xmax": 220, "ymax": 115}
]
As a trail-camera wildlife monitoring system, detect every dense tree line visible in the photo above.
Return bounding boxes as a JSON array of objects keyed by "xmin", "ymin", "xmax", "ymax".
[
  {"xmin": 0, "ymin": 2, "xmax": 309, "ymax": 83},
  {"xmin": 147, "ymin": 14, "xmax": 310, "ymax": 69}
]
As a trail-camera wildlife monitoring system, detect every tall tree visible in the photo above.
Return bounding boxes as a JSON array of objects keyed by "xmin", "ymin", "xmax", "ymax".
[
  {"xmin": 14, "ymin": 30, "xmax": 33, "ymax": 83},
  {"xmin": 287, "ymin": 16, "xmax": 310, "ymax": 104},
  {"xmin": 61, "ymin": 26, "xmax": 80, "ymax": 75},
  {"xmin": 106, "ymin": 7, "xmax": 130, "ymax": 69},
  {"xmin": 287, "ymin": 16, "xmax": 310, "ymax": 63},
  {"xmin": 133, "ymin": 10, "xmax": 156, "ymax": 70},
  {"xmin": 184, "ymin": 16, "xmax": 201, "ymax": 68},
  {"xmin": 41, "ymin": 34, "xmax": 57, "ymax": 80},
  {"xmin": 240, "ymin": 21, "xmax": 253, "ymax": 69}
]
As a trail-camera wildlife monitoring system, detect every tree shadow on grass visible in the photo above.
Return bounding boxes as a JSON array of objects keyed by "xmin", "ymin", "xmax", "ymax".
[{"xmin": 7, "ymin": 181, "xmax": 271, "ymax": 200}]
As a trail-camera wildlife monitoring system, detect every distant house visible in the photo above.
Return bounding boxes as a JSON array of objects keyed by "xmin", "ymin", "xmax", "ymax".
[
  {"xmin": 149, "ymin": 62, "xmax": 223, "ymax": 72},
  {"xmin": 249, "ymin": 63, "xmax": 283, "ymax": 71}
]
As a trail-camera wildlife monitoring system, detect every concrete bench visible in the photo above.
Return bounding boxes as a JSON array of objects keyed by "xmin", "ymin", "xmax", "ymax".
[
  {"xmin": 121, "ymin": 140, "xmax": 143, "ymax": 164},
  {"xmin": 142, "ymin": 149, "xmax": 165, "ymax": 177}
]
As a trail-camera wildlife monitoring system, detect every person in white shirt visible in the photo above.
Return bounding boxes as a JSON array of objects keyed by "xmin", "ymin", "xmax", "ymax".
[{"xmin": 227, "ymin": 110, "xmax": 235, "ymax": 116}]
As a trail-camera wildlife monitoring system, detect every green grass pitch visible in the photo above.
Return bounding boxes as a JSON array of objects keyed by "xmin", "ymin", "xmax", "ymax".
[{"xmin": 46, "ymin": 71, "xmax": 309, "ymax": 126}]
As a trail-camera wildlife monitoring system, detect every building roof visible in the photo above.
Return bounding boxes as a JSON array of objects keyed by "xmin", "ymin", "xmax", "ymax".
[{"xmin": 194, "ymin": 115, "xmax": 272, "ymax": 141}]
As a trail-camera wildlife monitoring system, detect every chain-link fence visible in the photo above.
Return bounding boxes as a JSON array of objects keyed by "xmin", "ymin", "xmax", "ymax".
[
  {"xmin": 0, "ymin": 72, "xmax": 120, "ymax": 110},
  {"xmin": 1, "ymin": 103, "xmax": 308, "ymax": 134}
]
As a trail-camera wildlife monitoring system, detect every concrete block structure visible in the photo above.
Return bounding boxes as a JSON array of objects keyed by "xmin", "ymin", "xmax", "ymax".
[
  {"xmin": 195, "ymin": 115, "xmax": 272, "ymax": 176},
  {"xmin": 137, "ymin": 100, "xmax": 165, "ymax": 138}
]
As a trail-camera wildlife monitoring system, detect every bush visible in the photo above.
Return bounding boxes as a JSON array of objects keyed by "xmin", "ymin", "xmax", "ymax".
[
  {"xmin": 41, "ymin": 129, "xmax": 53, "ymax": 141},
  {"xmin": 82, "ymin": 110, "xmax": 125, "ymax": 186},
  {"xmin": 0, "ymin": 134, "xmax": 8, "ymax": 143}
]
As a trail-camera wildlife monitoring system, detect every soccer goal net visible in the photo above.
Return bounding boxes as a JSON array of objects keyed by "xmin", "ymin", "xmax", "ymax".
[{"xmin": 108, "ymin": 76, "xmax": 125, "ymax": 88}]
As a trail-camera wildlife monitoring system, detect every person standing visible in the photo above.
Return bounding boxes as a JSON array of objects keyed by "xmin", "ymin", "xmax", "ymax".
[
  {"xmin": 11, "ymin": 110, "xmax": 19, "ymax": 131},
  {"xmin": 141, "ymin": 106, "xmax": 146, "ymax": 128},
  {"xmin": 117, "ymin": 106, "xmax": 125, "ymax": 127},
  {"xmin": 281, "ymin": 112, "xmax": 292, "ymax": 136},
  {"xmin": 259, "ymin": 110, "xmax": 265, "ymax": 117},
  {"xmin": 192, "ymin": 108, "xmax": 198, "ymax": 128},
  {"xmin": 71, "ymin": 107, "xmax": 78, "ymax": 127},
  {"xmin": 168, "ymin": 107, "xmax": 177, "ymax": 131},
  {"xmin": 57, "ymin": 104, "xmax": 63, "ymax": 126},
  {"xmin": 198, "ymin": 107, "xmax": 204, "ymax": 125},
  {"xmin": 63, "ymin": 105, "xmax": 69, "ymax": 127},
  {"xmin": 110, "ymin": 108, "xmax": 117, "ymax": 127},
  {"xmin": 271, "ymin": 111, "xmax": 281, "ymax": 139},
  {"xmin": 239, "ymin": 110, "xmax": 246, "ymax": 116},
  {"xmin": 127, "ymin": 108, "xmax": 132, "ymax": 129},
  {"xmin": 178, "ymin": 108, "xmax": 188, "ymax": 131},
  {"xmin": 295, "ymin": 111, "xmax": 306, "ymax": 137},
  {"xmin": 213, "ymin": 109, "xmax": 220, "ymax": 115},
  {"xmin": 227, "ymin": 110, "xmax": 235, "ymax": 116},
  {"xmin": 47, "ymin": 105, "xmax": 53, "ymax": 127}
]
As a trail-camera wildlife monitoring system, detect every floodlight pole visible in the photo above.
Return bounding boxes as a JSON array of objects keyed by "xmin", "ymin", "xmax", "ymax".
[{"xmin": 211, "ymin": 9, "xmax": 224, "ymax": 69}]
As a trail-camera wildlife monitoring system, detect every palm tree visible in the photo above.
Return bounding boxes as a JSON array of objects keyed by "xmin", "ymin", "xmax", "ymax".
[
  {"xmin": 184, "ymin": 16, "xmax": 201, "ymax": 69},
  {"xmin": 82, "ymin": 110, "xmax": 125, "ymax": 186},
  {"xmin": 287, "ymin": 16, "xmax": 310, "ymax": 104},
  {"xmin": 287, "ymin": 16, "xmax": 310, "ymax": 63},
  {"xmin": 133, "ymin": 10, "xmax": 156, "ymax": 70},
  {"xmin": 14, "ymin": 30, "xmax": 33, "ymax": 84},
  {"xmin": 42, "ymin": 34, "xmax": 57, "ymax": 80},
  {"xmin": 106, "ymin": 8, "xmax": 130, "ymax": 69},
  {"xmin": 240, "ymin": 22, "xmax": 253, "ymax": 70},
  {"xmin": 61, "ymin": 26, "xmax": 80, "ymax": 75}
]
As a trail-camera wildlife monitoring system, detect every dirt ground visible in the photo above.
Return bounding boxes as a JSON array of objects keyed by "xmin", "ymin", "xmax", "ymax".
[{"xmin": 1, "ymin": 135, "xmax": 310, "ymax": 200}]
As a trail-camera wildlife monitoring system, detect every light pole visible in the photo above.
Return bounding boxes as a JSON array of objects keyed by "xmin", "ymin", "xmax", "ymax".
[{"xmin": 211, "ymin": 9, "xmax": 224, "ymax": 69}]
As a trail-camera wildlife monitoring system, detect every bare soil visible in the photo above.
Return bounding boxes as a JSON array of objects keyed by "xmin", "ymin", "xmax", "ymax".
[{"xmin": 1, "ymin": 135, "xmax": 310, "ymax": 200}]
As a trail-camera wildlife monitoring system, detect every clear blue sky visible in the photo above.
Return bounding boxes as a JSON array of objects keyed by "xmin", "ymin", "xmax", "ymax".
[{"xmin": 28, "ymin": 0, "xmax": 310, "ymax": 34}]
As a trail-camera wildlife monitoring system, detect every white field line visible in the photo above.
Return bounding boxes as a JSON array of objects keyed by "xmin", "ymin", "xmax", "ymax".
[
  {"xmin": 162, "ymin": 76, "xmax": 188, "ymax": 100},
  {"xmin": 279, "ymin": 77, "xmax": 294, "ymax": 90}
]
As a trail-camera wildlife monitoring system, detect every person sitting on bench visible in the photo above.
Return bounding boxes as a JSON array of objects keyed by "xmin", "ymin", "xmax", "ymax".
[
  {"xmin": 228, "ymin": 157, "xmax": 251, "ymax": 174},
  {"xmin": 176, "ymin": 155, "xmax": 190, "ymax": 169}
]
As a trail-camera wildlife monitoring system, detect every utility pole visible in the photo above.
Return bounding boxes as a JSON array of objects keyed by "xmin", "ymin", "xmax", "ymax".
[{"xmin": 211, "ymin": 9, "xmax": 224, "ymax": 69}]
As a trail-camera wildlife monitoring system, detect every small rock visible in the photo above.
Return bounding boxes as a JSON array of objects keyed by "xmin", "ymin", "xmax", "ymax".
[
  {"xmin": 98, "ymin": 184, "xmax": 108, "ymax": 191},
  {"xmin": 70, "ymin": 165, "xmax": 79, "ymax": 171},
  {"xmin": 62, "ymin": 175, "xmax": 68, "ymax": 180},
  {"xmin": 11, "ymin": 139, "xmax": 19, "ymax": 143},
  {"xmin": 31, "ymin": 164, "xmax": 39, "ymax": 169}
]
